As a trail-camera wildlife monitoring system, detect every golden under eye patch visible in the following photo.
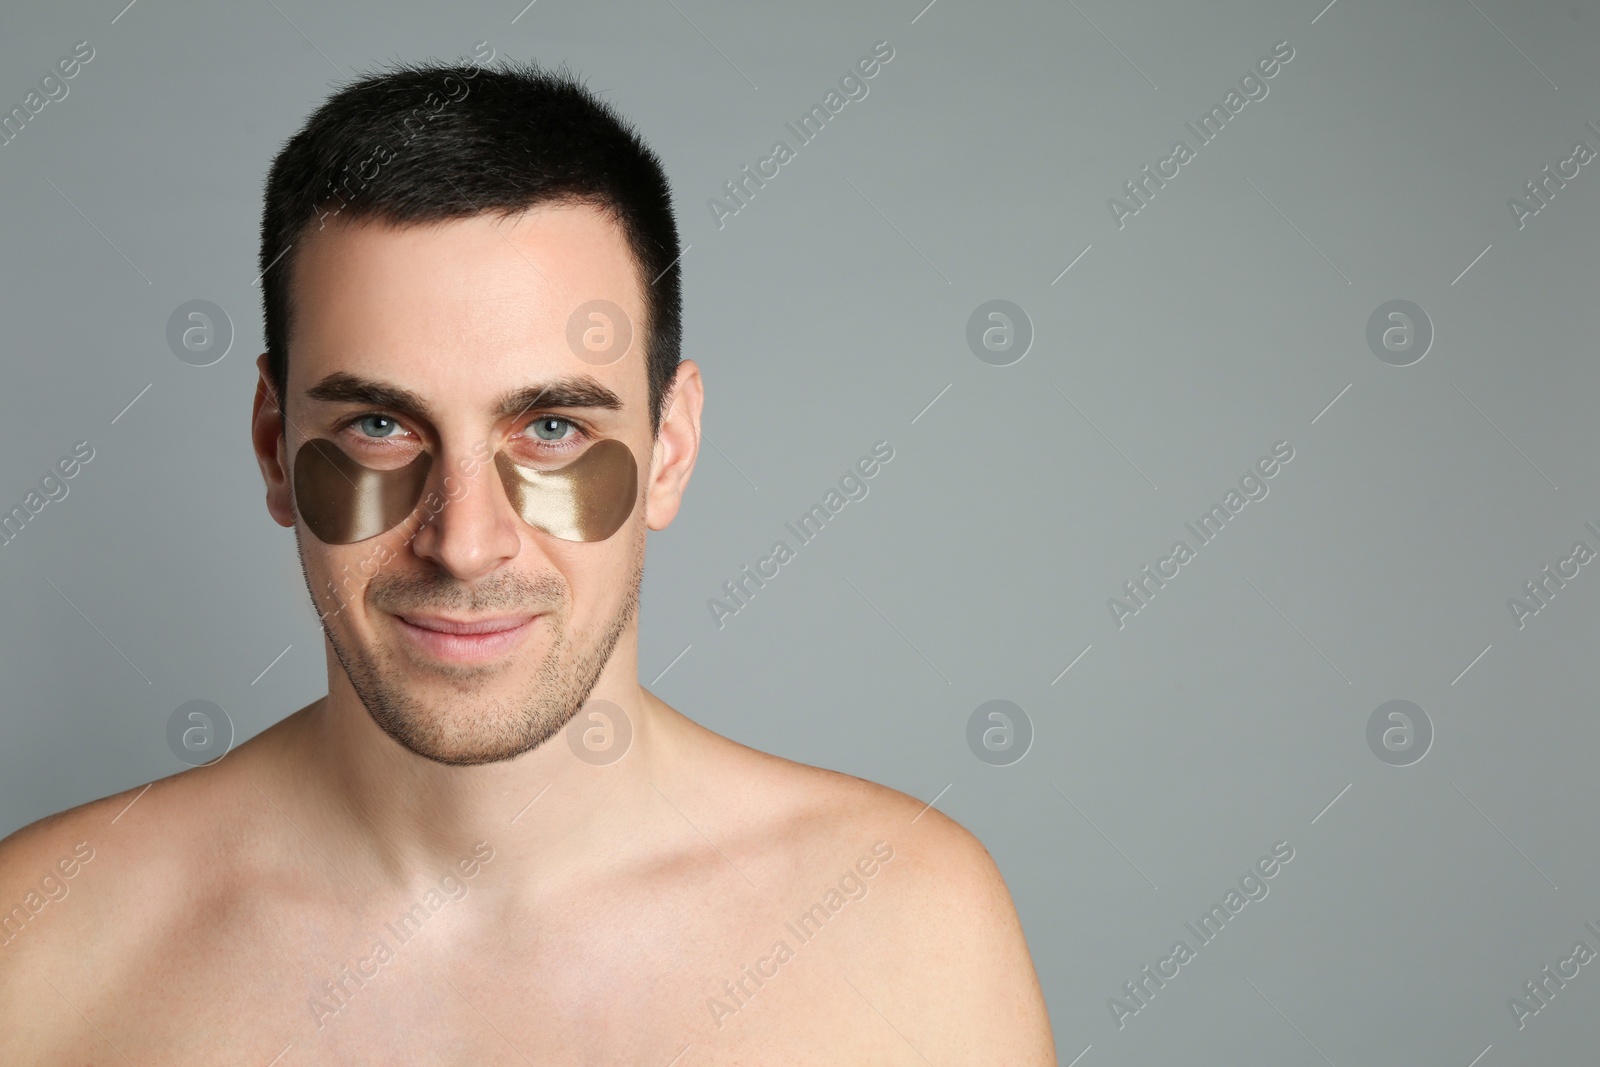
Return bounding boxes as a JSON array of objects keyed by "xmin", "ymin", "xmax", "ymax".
[
  {"xmin": 493, "ymin": 439, "xmax": 637, "ymax": 543},
  {"xmin": 294, "ymin": 439, "xmax": 434, "ymax": 545},
  {"xmin": 293, "ymin": 437, "xmax": 637, "ymax": 545}
]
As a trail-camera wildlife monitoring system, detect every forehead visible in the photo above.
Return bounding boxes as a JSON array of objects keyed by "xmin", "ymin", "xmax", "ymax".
[{"xmin": 286, "ymin": 202, "xmax": 647, "ymax": 419}]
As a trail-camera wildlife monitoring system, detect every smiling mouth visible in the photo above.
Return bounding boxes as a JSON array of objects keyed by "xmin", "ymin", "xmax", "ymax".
[{"xmin": 391, "ymin": 612, "xmax": 542, "ymax": 663}]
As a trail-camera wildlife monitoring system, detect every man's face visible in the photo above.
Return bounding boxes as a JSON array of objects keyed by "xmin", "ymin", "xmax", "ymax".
[{"xmin": 271, "ymin": 203, "xmax": 656, "ymax": 765}]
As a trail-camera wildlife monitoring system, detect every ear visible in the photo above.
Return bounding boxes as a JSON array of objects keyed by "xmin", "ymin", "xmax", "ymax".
[
  {"xmin": 252, "ymin": 352, "xmax": 296, "ymax": 529},
  {"xmin": 643, "ymin": 360, "xmax": 703, "ymax": 532}
]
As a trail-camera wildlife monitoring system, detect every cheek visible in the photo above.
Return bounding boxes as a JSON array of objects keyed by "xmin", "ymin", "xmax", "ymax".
[
  {"xmin": 570, "ymin": 520, "xmax": 646, "ymax": 623},
  {"xmin": 299, "ymin": 532, "xmax": 405, "ymax": 620}
]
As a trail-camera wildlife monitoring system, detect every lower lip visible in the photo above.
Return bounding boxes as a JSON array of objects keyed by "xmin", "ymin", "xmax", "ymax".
[{"xmin": 392, "ymin": 615, "xmax": 541, "ymax": 663}]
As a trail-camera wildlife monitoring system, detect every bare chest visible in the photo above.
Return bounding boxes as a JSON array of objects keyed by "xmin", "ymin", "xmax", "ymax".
[{"xmin": 46, "ymin": 882, "xmax": 915, "ymax": 1065}]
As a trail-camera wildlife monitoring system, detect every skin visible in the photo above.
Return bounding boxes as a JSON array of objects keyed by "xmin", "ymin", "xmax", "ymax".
[{"xmin": 0, "ymin": 203, "xmax": 1056, "ymax": 1064}]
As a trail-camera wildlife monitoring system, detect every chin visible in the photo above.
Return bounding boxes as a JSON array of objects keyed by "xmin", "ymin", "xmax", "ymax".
[
  {"xmin": 384, "ymin": 718, "xmax": 561, "ymax": 767},
  {"xmin": 349, "ymin": 665, "xmax": 590, "ymax": 766},
  {"xmin": 375, "ymin": 687, "xmax": 578, "ymax": 766},
  {"xmin": 325, "ymin": 604, "xmax": 631, "ymax": 769}
]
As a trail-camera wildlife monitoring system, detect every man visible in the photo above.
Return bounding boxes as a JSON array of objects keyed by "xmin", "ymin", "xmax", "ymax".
[{"xmin": 0, "ymin": 56, "xmax": 1054, "ymax": 1063}]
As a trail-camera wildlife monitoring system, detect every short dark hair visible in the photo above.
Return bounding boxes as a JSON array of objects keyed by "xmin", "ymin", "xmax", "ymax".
[{"xmin": 258, "ymin": 57, "xmax": 683, "ymax": 435}]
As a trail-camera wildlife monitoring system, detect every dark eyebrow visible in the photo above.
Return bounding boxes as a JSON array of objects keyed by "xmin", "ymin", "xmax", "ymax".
[
  {"xmin": 302, "ymin": 372, "xmax": 624, "ymax": 426},
  {"xmin": 304, "ymin": 373, "xmax": 435, "ymax": 422},
  {"xmin": 493, "ymin": 377, "xmax": 625, "ymax": 424}
]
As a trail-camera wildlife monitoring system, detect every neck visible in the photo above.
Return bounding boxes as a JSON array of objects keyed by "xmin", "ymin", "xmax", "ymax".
[{"xmin": 276, "ymin": 632, "xmax": 668, "ymax": 898}]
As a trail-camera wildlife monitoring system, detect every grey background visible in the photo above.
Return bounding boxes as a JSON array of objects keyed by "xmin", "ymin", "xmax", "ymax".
[{"xmin": 2, "ymin": 0, "xmax": 1597, "ymax": 1061}]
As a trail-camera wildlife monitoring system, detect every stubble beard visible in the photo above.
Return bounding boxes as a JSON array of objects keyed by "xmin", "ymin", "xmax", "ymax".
[{"xmin": 302, "ymin": 523, "xmax": 645, "ymax": 766}]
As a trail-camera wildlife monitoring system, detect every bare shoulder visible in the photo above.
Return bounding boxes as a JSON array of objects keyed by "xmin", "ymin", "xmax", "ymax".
[
  {"xmin": 667, "ymin": 712, "xmax": 1057, "ymax": 1062},
  {"xmin": 0, "ymin": 781, "xmax": 158, "ymax": 1052},
  {"xmin": 0, "ymin": 781, "xmax": 151, "ymax": 946},
  {"xmin": 0, "ymin": 769, "xmax": 212, "ymax": 948},
  {"xmin": 681, "ymin": 717, "xmax": 1023, "ymax": 912},
  {"xmin": 0, "ymin": 746, "xmax": 276, "ymax": 1049}
]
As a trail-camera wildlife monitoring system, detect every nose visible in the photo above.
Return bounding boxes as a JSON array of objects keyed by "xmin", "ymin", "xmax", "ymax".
[{"xmin": 407, "ymin": 446, "xmax": 524, "ymax": 582}]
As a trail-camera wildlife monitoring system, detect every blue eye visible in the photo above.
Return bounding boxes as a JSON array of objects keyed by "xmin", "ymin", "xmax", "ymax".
[
  {"xmin": 530, "ymin": 416, "xmax": 575, "ymax": 442},
  {"xmin": 355, "ymin": 414, "xmax": 404, "ymax": 438}
]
